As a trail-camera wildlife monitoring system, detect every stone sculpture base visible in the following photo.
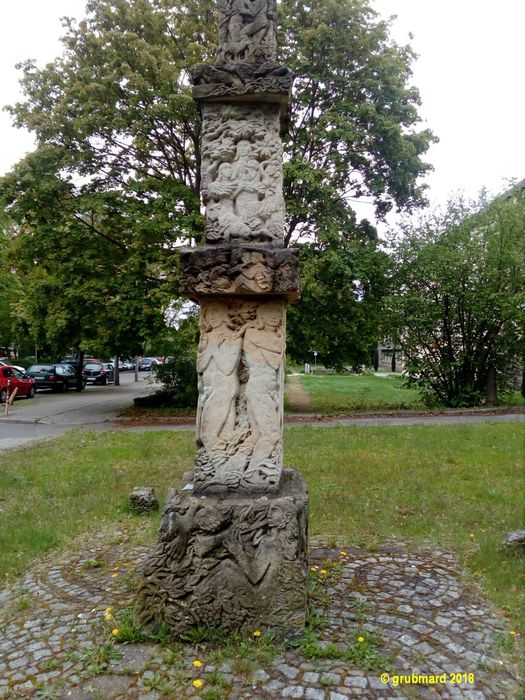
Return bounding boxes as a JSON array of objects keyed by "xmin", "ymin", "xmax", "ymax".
[{"xmin": 137, "ymin": 469, "xmax": 308, "ymax": 639}]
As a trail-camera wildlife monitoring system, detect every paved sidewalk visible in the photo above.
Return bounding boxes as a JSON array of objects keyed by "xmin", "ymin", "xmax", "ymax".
[{"xmin": 0, "ymin": 540, "xmax": 520, "ymax": 698}]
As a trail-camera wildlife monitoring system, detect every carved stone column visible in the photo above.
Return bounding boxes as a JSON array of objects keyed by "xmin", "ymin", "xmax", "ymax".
[{"xmin": 137, "ymin": 0, "xmax": 307, "ymax": 638}]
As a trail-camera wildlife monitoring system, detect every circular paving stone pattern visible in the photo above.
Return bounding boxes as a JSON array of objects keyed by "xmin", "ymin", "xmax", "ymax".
[{"xmin": 0, "ymin": 542, "xmax": 521, "ymax": 699}]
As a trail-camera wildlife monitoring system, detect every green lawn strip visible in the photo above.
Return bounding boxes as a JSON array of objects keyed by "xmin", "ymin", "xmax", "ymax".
[
  {"xmin": 0, "ymin": 430, "xmax": 193, "ymax": 582},
  {"xmin": 290, "ymin": 374, "xmax": 423, "ymax": 412},
  {"xmin": 287, "ymin": 373, "xmax": 524, "ymax": 413},
  {"xmin": 0, "ymin": 423, "xmax": 523, "ymax": 634}
]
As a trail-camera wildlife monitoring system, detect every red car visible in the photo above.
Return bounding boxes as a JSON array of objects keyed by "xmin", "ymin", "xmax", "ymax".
[{"xmin": 0, "ymin": 366, "xmax": 36, "ymax": 403}]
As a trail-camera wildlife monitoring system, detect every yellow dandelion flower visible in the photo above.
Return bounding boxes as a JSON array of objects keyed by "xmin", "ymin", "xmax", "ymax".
[
  {"xmin": 310, "ymin": 566, "xmax": 318, "ymax": 572},
  {"xmin": 469, "ymin": 533, "xmax": 475, "ymax": 539},
  {"xmin": 320, "ymin": 569, "xmax": 328, "ymax": 575},
  {"xmin": 111, "ymin": 573, "xmax": 119, "ymax": 578},
  {"xmin": 510, "ymin": 630, "xmax": 517, "ymax": 636},
  {"xmin": 105, "ymin": 607, "xmax": 113, "ymax": 613},
  {"xmin": 104, "ymin": 613, "xmax": 113, "ymax": 621},
  {"xmin": 357, "ymin": 636, "xmax": 365, "ymax": 643},
  {"xmin": 340, "ymin": 551, "xmax": 348, "ymax": 556},
  {"xmin": 193, "ymin": 679, "xmax": 204, "ymax": 689},
  {"xmin": 193, "ymin": 659, "xmax": 203, "ymax": 667},
  {"xmin": 253, "ymin": 630, "xmax": 262, "ymax": 637},
  {"xmin": 111, "ymin": 628, "xmax": 119, "ymax": 636}
]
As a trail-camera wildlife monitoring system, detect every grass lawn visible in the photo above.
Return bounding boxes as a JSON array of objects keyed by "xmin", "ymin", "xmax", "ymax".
[
  {"xmin": 0, "ymin": 423, "xmax": 523, "ymax": 635},
  {"xmin": 286, "ymin": 373, "xmax": 423, "ymax": 412},
  {"xmin": 286, "ymin": 373, "xmax": 524, "ymax": 413}
]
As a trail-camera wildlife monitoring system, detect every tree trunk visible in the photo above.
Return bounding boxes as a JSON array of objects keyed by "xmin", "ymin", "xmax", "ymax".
[
  {"xmin": 114, "ymin": 355, "xmax": 120, "ymax": 387},
  {"xmin": 485, "ymin": 363, "xmax": 497, "ymax": 406},
  {"xmin": 391, "ymin": 349, "xmax": 397, "ymax": 373},
  {"xmin": 372, "ymin": 344, "xmax": 379, "ymax": 372},
  {"xmin": 75, "ymin": 349, "xmax": 85, "ymax": 392}
]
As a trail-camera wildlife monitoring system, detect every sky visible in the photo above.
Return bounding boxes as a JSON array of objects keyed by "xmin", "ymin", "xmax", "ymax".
[{"xmin": 1, "ymin": 0, "xmax": 524, "ymax": 213}]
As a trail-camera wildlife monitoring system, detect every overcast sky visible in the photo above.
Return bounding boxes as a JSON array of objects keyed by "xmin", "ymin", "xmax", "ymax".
[{"xmin": 1, "ymin": 0, "xmax": 524, "ymax": 212}]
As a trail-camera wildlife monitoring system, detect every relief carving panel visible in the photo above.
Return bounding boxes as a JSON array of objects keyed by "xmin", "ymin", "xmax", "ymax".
[
  {"xmin": 180, "ymin": 244, "xmax": 299, "ymax": 300},
  {"xmin": 194, "ymin": 298, "xmax": 285, "ymax": 495},
  {"xmin": 137, "ymin": 469, "xmax": 308, "ymax": 637},
  {"xmin": 201, "ymin": 103, "xmax": 285, "ymax": 245}
]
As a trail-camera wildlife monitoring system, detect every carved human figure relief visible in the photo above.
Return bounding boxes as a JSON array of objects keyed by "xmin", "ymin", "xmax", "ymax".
[
  {"xmin": 193, "ymin": 299, "xmax": 285, "ymax": 493},
  {"xmin": 196, "ymin": 301, "xmax": 243, "ymax": 465},
  {"xmin": 243, "ymin": 301, "xmax": 285, "ymax": 480},
  {"xmin": 201, "ymin": 103, "xmax": 284, "ymax": 244},
  {"xmin": 231, "ymin": 250, "xmax": 273, "ymax": 293},
  {"xmin": 217, "ymin": 0, "xmax": 277, "ymax": 67}
]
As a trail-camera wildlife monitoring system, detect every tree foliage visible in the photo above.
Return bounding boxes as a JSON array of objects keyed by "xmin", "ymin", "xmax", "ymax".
[
  {"xmin": 387, "ymin": 189, "xmax": 525, "ymax": 407},
  {"xmin": 287, "ymin": 224, "xmax": 390, "ymax": 370},
  {"xmin": 1, "ymin": 0, "xmax": 435, "ymax": 363},
  {"xmin": 0, "ymin": 227, "xmax": 20, "ymax": 353},
  {"xmin": 280, "ymin": 0, "xmax": 436, "ymax": 245}
]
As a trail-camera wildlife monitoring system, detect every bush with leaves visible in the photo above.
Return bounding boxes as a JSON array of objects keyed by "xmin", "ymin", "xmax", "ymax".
[{"xmin": 387, "ymin": 187, "xmax": 525, "ymax": 407}]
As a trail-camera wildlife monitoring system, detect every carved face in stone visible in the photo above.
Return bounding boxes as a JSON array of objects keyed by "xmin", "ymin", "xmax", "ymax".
[
  {"xmin": 268, "ymin": 498, "xmax": 296, "ymax": 529},
  {"xmin": 217, "ymin": 162, "xmax": 234, "ymax": 181},
  {"xmin": 257, "ymin": 302, "xmax": 282, "ymax": 330},
  {"xmin": 202, "ymin": 301, "xmax": 229, "ymax": 330},
  {"xmin": 236, "ymin": 139, "xmax": 253, "ymax": 159},
  {"xmin": 248, "ymin": 253, "xmax": 272, "ymax": 290}
]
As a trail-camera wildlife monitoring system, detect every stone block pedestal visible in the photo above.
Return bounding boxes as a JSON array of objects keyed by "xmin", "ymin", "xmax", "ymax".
[{"xmin": 137, "ymin": 469, "xmax": 308, "ymax": 638}]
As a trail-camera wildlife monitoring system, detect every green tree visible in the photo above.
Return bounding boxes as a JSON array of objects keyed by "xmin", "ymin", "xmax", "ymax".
[
  {"xmin": 387, "ymin": 188, "xmax": 525, "ymax": 407},
  {"xmin": 2, "ymin": 0, "xmax": 435, "ymax": 365},
  {"xmin": 287, "ymin": 223, "xmax": 390, "ymax": 370},
  {"xmin": 0, "ymin": 230, "xmax": 16, "ymax": 354},
  {"xmin": 280, "ymin": 0, "xmax": 436, "ymax": 246},
  {"xmin": 2, "ymin": 148, "xmax": 169, "ymax": 364}
]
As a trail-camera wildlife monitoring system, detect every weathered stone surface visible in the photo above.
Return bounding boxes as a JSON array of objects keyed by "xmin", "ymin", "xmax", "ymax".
[
  {"xmin": 138, "ymin": 0, "xmax": 304, "ymax": 642},
  {"xmin": 192, "ymin": 0, "xmax": 293, "ymax": 101},
  {"xmin": 193, "ymin": 74, "xmax": 293, "ymax": 103},
  {"xmin": 180, "ymin": 244, "xmax": 299, "ymax": 300},
  {"xmin": 200, "ymin": 103, "xmax": 285, "ymax": 245},
  {"xmin": 137, "ymin": 469, "xmax": 308, "ymax": 638},
  {"xmin": 502, "ymin": 530, "xmax": 525, "ymax": 552},
  {"xmin": 129, "ymin": 487, "xmax": 159, "ymax": 514},
  {"xmin": 194, "ymin": 298, "xmax": 286, "ymax": 495}
]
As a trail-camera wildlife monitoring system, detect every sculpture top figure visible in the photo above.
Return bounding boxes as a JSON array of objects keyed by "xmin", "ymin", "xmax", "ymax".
[
  {"xmin": 192, "ymin": 0, "xmax": 292, "ymax": 94},
  {"xmin": 216, "ymin": 0, "xmax": 277, "ymax": 67}
]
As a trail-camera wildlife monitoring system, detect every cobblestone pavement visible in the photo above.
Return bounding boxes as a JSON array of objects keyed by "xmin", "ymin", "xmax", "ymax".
[{"xmin": 0, "ymin": 541, "xmax": 521, "ymax": 699}]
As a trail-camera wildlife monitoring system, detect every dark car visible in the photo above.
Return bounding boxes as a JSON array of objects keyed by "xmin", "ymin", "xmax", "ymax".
[
  {"xmin": 83, "ymin": 362, "xmax": 114, "ymax": 385},
  {"xmin": 0, "ymin": 366, "xmax": 36, "ymax": 403},
  {"xmin": 138, "ymin": 358, "xmax": 160, "ymax": 371},
  {"xmin": 25, "ymin": 364, "xmax": 79, "ymax": 392}
]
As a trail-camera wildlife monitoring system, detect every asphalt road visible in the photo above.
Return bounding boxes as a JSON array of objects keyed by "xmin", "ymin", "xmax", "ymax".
[
  {"xmin": 0, "ymin": 372, "xmax": 523, "ymax": 453},
  {"xmin": 0, "ymin": 372, "xmax": 160, "ymax": 451}
]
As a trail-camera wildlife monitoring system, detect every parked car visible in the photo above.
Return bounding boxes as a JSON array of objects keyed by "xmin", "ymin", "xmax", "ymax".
[
  {"xmin": 83, "ymin": 362, "xmax": 114, "ymax": 385},
  {"xmin": 0, "ymin": 358, "xmax": 26, "ymax": 373},
  {"xmin": 138, "ymin": 357, "xmax": 160, "ymax": 371},
  {"xmin": 0, "ymin": 366, "xmax": 36, "ymax": 403},
  {"xmin": 58, "ymin": 356, "xmax": 101, "ymax": 369},
  {"xmin": 117, "ymin": 359, "xmax": 135, "ymax": 371},
  {"xmin": 26, "ymin": 363, "xmax": 80, "ymax": 391}
]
